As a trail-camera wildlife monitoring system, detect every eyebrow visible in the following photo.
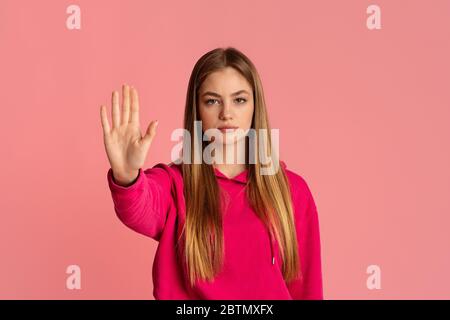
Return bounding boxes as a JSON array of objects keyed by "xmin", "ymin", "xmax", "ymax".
[{"xmin": 201, "ymin": 90, "xmax": 250, "ymax": 98}]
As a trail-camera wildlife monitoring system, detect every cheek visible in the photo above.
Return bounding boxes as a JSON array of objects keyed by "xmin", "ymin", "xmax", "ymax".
[
  {"xmin": 198, "ymin": 105, "xmax": 216, "ymax": 129},
  {"xmin": 243, "ymin": 104, "xmax": 254, "ymax": 126}
]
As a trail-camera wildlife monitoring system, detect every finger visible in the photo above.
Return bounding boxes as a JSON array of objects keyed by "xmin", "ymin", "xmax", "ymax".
[
  {"xmin": 100, "ymin": 105, "xmax": 111, "ymax": 135},
  {"xmin": 111, "ymin": 90, "xmax": 120, "ymax": 129},
  {"xmin": 130, "ymin": 86, "xmax": 140, "ymax": 124},
  {"xmin": 142, "ymin": 120, "xmax": 158, "ymax": 148},
  {"xmin": 121, "ymin": 84, "xmax": 130, "ymax": 125}
]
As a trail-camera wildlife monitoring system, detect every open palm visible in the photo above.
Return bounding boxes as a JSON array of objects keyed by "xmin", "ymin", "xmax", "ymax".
[{"xmin": 100, "ymin": 84, "xmax": 158, "ymax": 184}]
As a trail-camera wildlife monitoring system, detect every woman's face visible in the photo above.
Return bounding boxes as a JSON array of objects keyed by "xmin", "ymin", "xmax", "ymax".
[{"xmin": 198, "ymin": 67, "xmax": 254, "ymax": 145}]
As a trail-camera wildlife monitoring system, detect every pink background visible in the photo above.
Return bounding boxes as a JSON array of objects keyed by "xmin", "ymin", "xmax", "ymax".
[{"xmin": 1, "ymin": 0, "xmax": 449, "ymax": 299}]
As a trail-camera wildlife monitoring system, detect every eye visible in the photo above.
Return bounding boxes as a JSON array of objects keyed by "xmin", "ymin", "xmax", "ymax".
[
  {"xmin": 205, "ymin": 99, "xmax": 219, "ymax": 105},
  {"xmin": 235, "ymin": 98, "xmax": 247, "ymax": 104}
]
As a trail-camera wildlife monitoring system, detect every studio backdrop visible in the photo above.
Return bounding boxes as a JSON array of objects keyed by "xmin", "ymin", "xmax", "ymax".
[{"xmin": 1, "ymin": 0, "xmax": 449, "ymax": 299}]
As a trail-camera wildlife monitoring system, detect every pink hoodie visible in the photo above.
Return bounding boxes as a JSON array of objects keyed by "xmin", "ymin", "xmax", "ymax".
[{"xmin": 107, "ymin": 161, "xmax": 323, "ymax": 300}]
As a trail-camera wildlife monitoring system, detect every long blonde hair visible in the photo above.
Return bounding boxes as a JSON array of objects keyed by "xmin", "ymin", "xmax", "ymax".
[{"xmin": 180, "ymin": 47, "xmax": 301, "ymax": 287}]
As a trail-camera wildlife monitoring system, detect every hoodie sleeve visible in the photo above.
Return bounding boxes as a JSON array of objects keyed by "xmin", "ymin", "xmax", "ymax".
[
  {"xmin": 286, "ymin": 174, "xmax": 324, "ymax": 300},
  {"xmin": 107, "ymin": 166, "xmax": 172, "ymax": 241}
]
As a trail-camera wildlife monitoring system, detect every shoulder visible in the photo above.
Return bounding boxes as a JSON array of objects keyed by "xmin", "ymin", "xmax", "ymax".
[
  {"xmin": 144, "ymin": 161, "xmax": 182, "ymax": 175},
  {"xmin": 280, "ymin": 161, "xmax": 312, "ymax": 197},
  {"xmin": 143, "ymin": 161, "xmax": 183, "ymax": 187},
  {"xmin": 167, "ymin": 161, "xmax": 183, "ymax": 177},
  {"xmin": 280, "ymin": 160, "xmax": 317, "ymax": 213}
]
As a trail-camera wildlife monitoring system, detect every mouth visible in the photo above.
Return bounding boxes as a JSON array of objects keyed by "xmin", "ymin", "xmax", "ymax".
[{"xmin": 217, "ymin": 126, "xmax": 239, "ymax": 132}]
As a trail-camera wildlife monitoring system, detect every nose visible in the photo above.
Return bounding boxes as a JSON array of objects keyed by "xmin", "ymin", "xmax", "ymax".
[{"xmin": 219, "ymin": 102, "xmax": 233, "ymax": 120}]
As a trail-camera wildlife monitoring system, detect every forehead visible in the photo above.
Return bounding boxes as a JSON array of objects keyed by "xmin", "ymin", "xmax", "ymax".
[{"xmin": 199, "ymin": 67, "xmax": 252, "ymax": 94}]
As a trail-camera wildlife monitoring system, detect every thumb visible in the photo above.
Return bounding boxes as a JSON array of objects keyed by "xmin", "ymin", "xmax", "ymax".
[{"xmin": 141, "ymin": 120, "xmax": 158, "ymax": 148}]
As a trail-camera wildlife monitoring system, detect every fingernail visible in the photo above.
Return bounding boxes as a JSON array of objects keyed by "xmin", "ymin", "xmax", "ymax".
[{"xmin": 155, "ymin": 120, "xmax": 159, "ymax": 127}]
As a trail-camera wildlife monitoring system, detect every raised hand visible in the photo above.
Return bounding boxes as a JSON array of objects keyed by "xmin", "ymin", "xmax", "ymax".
[{"xmin": 100, "ymin": 84, "xmax": 158, "ymax": 186}]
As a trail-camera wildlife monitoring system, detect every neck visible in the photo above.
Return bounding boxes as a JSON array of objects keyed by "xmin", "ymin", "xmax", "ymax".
[{"xmin": 212, "ymin": 142, "xmax": 247, "ymax": 178}]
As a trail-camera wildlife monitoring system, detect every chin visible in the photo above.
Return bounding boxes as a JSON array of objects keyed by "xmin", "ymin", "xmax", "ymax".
[{"xmin": 225, "ymin": 134, "xmax": 247, "ymax": 145}]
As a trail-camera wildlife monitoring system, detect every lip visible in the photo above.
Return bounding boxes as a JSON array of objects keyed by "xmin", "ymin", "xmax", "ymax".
[{"xmin": 217, "ymin": 126, "xmax": 239, "ymax": 131}]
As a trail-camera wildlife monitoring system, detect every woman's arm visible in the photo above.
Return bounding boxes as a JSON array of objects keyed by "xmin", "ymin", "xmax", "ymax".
[
  {"xmin": 107, "ymin": 165, "xmax": 172, "ymax": 241},
  {"xmin": 286, "ymin": 175, "xmax": 324, "ymax": 300}
]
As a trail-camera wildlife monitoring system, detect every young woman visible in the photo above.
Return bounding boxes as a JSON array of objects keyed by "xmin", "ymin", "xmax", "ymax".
[{"xmin": 100, "ymin": 47, "xmax": 323, "ymax": 300}]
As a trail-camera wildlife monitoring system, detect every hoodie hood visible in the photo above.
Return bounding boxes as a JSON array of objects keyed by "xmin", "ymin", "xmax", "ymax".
[
  {"xmin": 212, "ymin": 161, "xmax": 288, "ymax": 266},
  {"xmin": 165, "ymin": 160, "xmax": 288, "ymax": 268},
  {"xmin": 213, "ymin": 161, "xmax": 287, "ymax": 185}
]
